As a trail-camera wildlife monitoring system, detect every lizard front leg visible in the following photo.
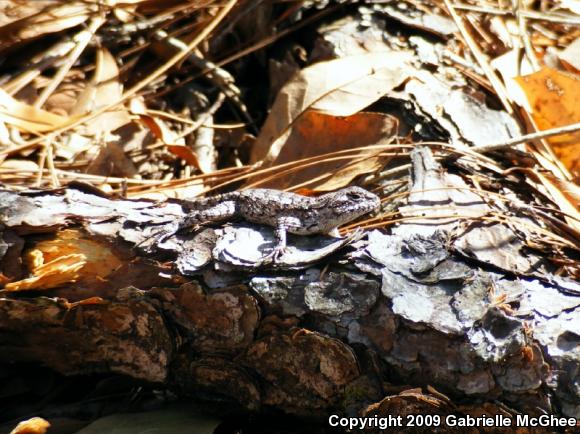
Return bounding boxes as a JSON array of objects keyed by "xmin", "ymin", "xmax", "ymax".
[
  {"xmin": 272, "ymin": 219, "xmax": 288, "ymax": 261},
  {"xmin": 264, "ymin": 216, "xmax": 301, "ymax": 262}
]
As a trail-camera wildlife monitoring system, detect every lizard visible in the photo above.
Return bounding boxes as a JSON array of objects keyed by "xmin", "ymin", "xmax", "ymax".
[{"xmin": 149, "ymin": 186, "xmax": 380, "ymax": 261}]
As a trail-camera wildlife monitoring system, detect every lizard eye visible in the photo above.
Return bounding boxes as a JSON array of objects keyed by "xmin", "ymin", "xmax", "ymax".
[{"xmin": 347, "ymin": 192, "xmax": 363, "ymax": 200}]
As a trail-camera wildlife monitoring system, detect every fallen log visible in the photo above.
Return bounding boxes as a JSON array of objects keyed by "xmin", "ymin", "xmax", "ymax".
[{"xmin": 0, "ymin": 148, "xmax": 578, "ymax": 430}]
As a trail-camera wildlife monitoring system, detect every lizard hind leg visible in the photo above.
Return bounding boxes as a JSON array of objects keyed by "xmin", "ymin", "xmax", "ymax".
[
  {"xmin": 184, "ymin": 200, "xmax": 237, "ymax": 225},
  {"xmin": 165, "ymin": 199, "xmax": 237, "ymax": 243},
  {"xmin": 137, "ymin": 200, "xmax": 236, "ymax": 253},
  {"xmin": 270, "ymin": 221, "xmax": 288, "ymax": 262},
  {"xmin": 136, "ymin": 197, "xmax": 239, "ymax": 254}
]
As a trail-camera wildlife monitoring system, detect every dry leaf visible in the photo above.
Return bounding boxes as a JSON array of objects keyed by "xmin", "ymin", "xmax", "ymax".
[
  {"xmin": 86, "ymin": 140, "xmax": 138, "ymax": 177},
  {"xmin": 247, "ymin": 110, "xmax": 397, "ymax": 190},
  {"xmin": 514, "ymin": 67, "xmax": 580, "ymax": 176},
  {"xmin": 56, "ymin": 133, "xmax": 93, "ymax": 160},
  {"xmin": 0, "ymin": 2, "xmax": 55, "ymax": 27},
  {"xmin": 0, "ymin": 88, "xmax": 72, "ymax": 133},
  {"xmin": 9, "ymin": 417, "xmax": 50, "ymax": 434},
  {"xmin": 166, "ymin": 144, "xmax": 201, "ymax": 169},
  {"xmin": 0, "ymin": 158, "xmax": 39, "ymax": 173},
  {"xmin": 250, "ymin": 51, "xmax": 413, "ymax": 165},
  {"xmin": 0, "ymin": 1, "xmax": 95, "ymax": 52},
  {"xmin": 71, "ymin": 46, "xmax": 131, "ymax": 135},
  {"xmin": 137, "ymin": 114, "xmax": 182, "ymax": 145},
  {"xmin": 44, "ymin": 74, "xmax": 86, "ymax": 117}
]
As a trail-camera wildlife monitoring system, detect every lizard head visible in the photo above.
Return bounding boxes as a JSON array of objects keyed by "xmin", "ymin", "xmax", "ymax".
[{"xmin": 321, "ymin": 186, "xmax": 380, "ymax": 228}]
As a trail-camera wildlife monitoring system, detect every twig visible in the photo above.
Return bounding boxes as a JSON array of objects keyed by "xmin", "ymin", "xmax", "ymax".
[
  {"xmin": 520, "ymin": 10, "xmax": 580, "ymax": 25},
  {"xmin": 472, "ymin": 121, "xmax": 580, "ymax": 153}
]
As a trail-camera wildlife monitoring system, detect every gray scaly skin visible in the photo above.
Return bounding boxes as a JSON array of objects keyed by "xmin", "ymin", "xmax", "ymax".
[{"xmin": 161, "ymin": 186, "xmax": 380, "ymax": 260}]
